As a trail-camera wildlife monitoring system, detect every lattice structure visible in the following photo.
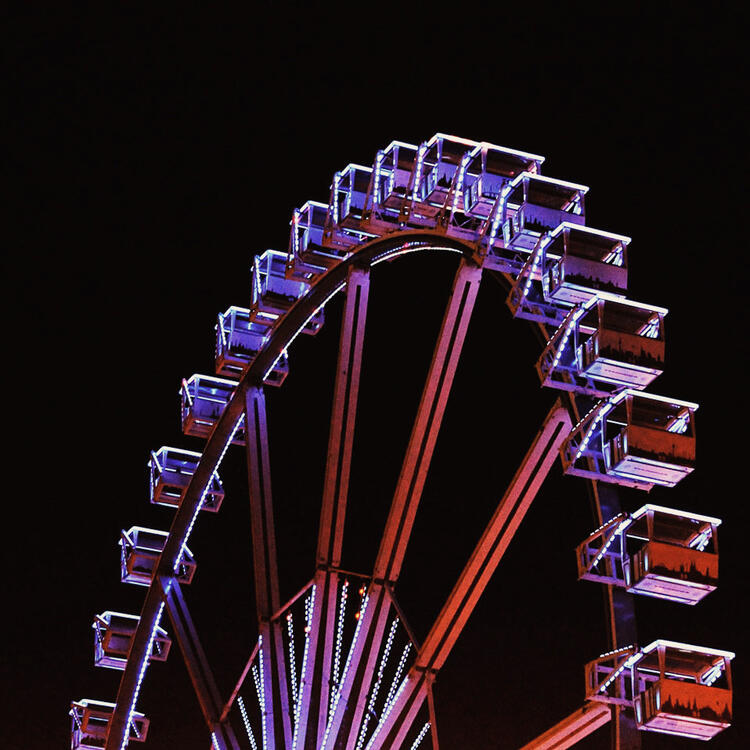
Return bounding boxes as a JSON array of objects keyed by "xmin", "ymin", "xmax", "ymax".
[{"xmin": 72, "ymin": 133, "xmax": 733, "ymax": 749}]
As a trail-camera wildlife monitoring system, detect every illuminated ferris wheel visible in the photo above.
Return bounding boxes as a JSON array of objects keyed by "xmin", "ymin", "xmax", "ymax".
[{"xmin": 71, "ymin": 134, "xmax": 734, "ymax": 750}]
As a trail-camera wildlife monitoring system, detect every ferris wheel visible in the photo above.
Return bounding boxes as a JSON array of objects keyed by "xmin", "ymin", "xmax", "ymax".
[{"xmin": 72, "ymin": 133, "xmax": 734, "ymax": 750}]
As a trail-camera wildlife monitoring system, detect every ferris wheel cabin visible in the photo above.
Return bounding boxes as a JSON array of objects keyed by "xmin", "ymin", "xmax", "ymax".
[
  {"xmin": 461, "ymin": 142, "xmax": 543, "ymax": 219},
  {"xmin": 536, "ymin": 294, "xmax": 666, "ymax": 396},
  {"xmin": 413, "ymin": 133, "xmax": 479, "ymax": 217},
  {"xmin": 93, "ymin": 611, "xmax": 171, "ymax": 671},
  {"xmin": 502, "ymin": 173, "xmax": 587, "ymax": 252},
  {"xmin": 148, "ymin": 446, "xmax": 224, "ymax": 512},
  {"xmin": 70, "ymin": 700, "xmax": 148, "ymax": 749},
  {"xmin": 215, "ymin": 305, "xmax": 289, "ymax": 384},
  {"xmin": 288, "ymin": 200, "xmax": 345, "ymax": 279},
  {"xmin": 542, "ymin": 223, "xmax": 630, "ymax": 305},
  {"xmin": 322, "ymin": 163, "xmax": 380, "ymax": 255},
  {"xmin": 562, "ymin": 390, "xmax": 698, "ymax": 490},
  {"xmin": 586, "ymin": 641, "xmax": 734, "ymax": 741},
  {"xmin": 119, "ymin": 526, "xmax": 196, "ymax": 586},
  {"xmin": 180, "ymin": 374, "xmax": 246, "ymax": 444},
  {"xmin": 251, "ymin": 248, "xmax": 323, "ymax": 334},
  {"xmin": 327, "ymin": 163, "xmax": 373, "ymax": 231},
  {"xmin": 373, "ymin": 140, "xmax": 419, "ymax": 211},
  {"xmin": 576, "ymin": 504, "xmax": 720, "ymax": 604}
]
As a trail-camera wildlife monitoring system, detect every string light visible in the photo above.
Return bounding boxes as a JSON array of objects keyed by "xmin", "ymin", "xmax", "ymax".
[
  {"xmin": 364, "ymin": 662, "xmax": 410, "ymax": 750},
  {"xmin": 356, "ymin": 617, "xmax": 400, "ymax": 749},
  {"xmin": 450, "ymin": 153, "xmax": 471, "ymax": 216},
  {"xmin": 287, "ymin": 612, "xmax": 298, "ymax": 711},
  {"xmin": 598, "ymin": 645, "xmax": 635, "ymax": 660},
  {"xmin": 237, "ymin": 695, "xmax": 258, "ymax": 750},
  {"xmin": 292, "ymin": 585, "xmax": 316, "ymax": 749},
  {"xmin": 548, "ymin": 295, "xmax": 599, "ymax": 373},
  {"xmin": 118, "ymin": 601, "xmax": 165, "ymax": 750},
  {"xmin": 598, "ymin": 652, "xmax": 639, "ymax": 694},
  {"xmin": 574, "ymin": 398, "xmax": 616, "ymax": 461},
  {"xmin": 330, "ymin": 580, "xmax": 350, "ymax": 720},
  {"xmin": 409, "ymin": 722, "xmax": 431, "ymax": 750},
  {"xmin": 412, "ymin": 144, "xmax": 426, "ymax": 202},
  {"xmin": 174, "ymin": 413, "xmax": 243, "ymax": 573},
  {"xmin": 263, "ymin": 282, "xmax": 346, "ymax": 381},
  {"xmin": 257, "ymin": 635, "xmax": 268, "ymax": 750},
  {"xmin": 332, "ymin": 172, "xmax": 341, "ymax": 225},
  {"xmin": 320, "ymin": 593, "xmax": 371, "ymax": 749},
  {"xmin": 591, "ymin": 519, "xmax": 632, "ymax": 569},
  {"xmin": 373, "ymin": 152, "xmax": 384, "ymax": 210},
  {"xmin": 486, "ymin": 182, "xmax": 513, "ymax": 251}
]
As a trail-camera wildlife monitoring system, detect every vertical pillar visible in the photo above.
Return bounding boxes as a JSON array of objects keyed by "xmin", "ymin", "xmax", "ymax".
[
  {"xmin": 317, "ymin": 264, "xmax": 370, "ymax": 570},
  {"xmin": 244, "ymin": 386, "xmax": 292, "ymax": 749},
  {"xmin": 295, "ymin": 265, "xmax": 371, "ymax": 749}
]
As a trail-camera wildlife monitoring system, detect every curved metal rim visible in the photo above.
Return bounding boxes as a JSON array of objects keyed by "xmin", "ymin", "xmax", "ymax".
[{"xmin": 106, "ymin": 228, "xmax": 631, "ymax": 748}]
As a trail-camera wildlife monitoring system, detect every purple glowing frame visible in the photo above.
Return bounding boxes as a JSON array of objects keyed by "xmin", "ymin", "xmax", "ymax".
[{"xmin": 83, "ymin": 134, "xmax": 721, "ymax": 750}]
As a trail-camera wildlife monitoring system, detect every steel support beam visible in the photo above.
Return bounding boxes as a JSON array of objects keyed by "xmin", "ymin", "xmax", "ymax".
[
  {"xmin": 317, "ymin": 264, "xmax": 370, "ymax": 570},
  {"xmin": 374, "ymin": 258, "xmax": 482, "ymax": 584},
  {"xmin": 285, "ymin": 267, "xmax": 371, "ymax": 749},
  {"xmin": 323, "ymin": 259, "xmax": 483, "ymax": 749},
  {"xmin": 163, "ymin": 580, "xmax": 240, "ymax": 750},
  {"xmin": 518, "ymin": 702, "xmax": 612, "ymax": 750},
  {"xmin": 244, "ymin": 386, "xmax": 292, "ymax": 749},
  {"xmin": 373, "ymin": 401, "xmax": 573, "ymax": 748},
  {"xmin": 317, "ymin": 266, "xmax": 370, "ymax": 742}
]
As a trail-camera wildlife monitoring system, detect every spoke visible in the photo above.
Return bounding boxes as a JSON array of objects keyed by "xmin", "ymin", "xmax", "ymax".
[
  {"xmin": 244, "ymin": 386, "xmax": 291, "ymax": 748},
  {"xmin": 245, "ymin": 386, "xmax": 281, "ymax": 618},
  {"xmin": 373, "ymin": 401, "xmax": 572, "ymax": 748},
  {"xmin": 374, "ymin": 258, "xmax": 483, "ymax": 584},
  {"xmin": 317, "ymin": 264, "xmax": 370, "ymax": 568},
  {"xmin": 316, "ymin": 266, "xmax": 371, "ymax": 738}
]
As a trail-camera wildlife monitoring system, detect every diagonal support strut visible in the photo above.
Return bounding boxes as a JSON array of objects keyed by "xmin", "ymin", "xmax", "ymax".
[
  {"xmin": 517, "ymin": 701, "xmax": 612, "ymax": 749},
  {"xmin": 162, "ymin": 579, "xmax": 240, "ymax": 750}
]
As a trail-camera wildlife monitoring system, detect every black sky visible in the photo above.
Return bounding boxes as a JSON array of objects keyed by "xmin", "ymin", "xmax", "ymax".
[{"xmin": 7, "ymin": 5, "xmax": 747, "ymax": 749}]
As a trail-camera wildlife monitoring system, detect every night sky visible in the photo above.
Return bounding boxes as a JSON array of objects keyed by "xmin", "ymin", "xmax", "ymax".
[{"xmin": 8, "ymin": 6, "xmax": 747, "ymax": 749}]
